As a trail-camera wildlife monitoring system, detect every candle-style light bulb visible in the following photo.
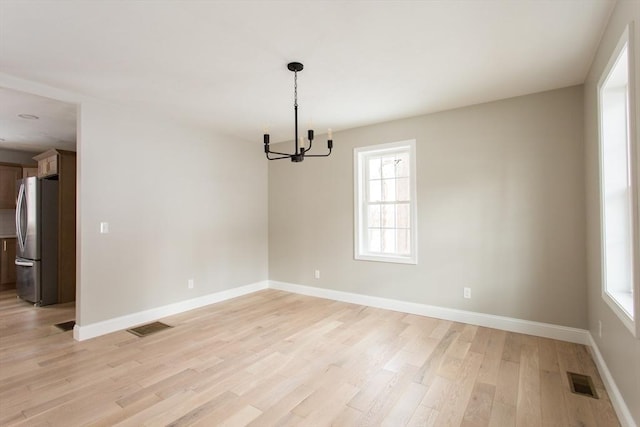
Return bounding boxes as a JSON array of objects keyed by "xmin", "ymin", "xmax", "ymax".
[
  {"xmin": 328, "ymin": 128, "xmax": 333, "ymax": 140},
  {"xmin": 299, "ymin": 136, "xmax": 305, "ymax": 150}
]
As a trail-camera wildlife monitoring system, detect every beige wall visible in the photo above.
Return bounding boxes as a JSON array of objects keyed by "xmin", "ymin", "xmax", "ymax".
[
  {"xmin": 584, "ymin": 1, "xmax": 640, "ymax": 424},
  {"xmin": 269, "ymin": 85, "xmax": 587, "ymax": 329},
  {"xmin": 0, "ymin": 148, "xmax": 38, "ymax": 164},
  {"xmin": 78, "ymin": 100, "xmax": 269, "ymax": 325},
  {"xmin": 0, "ymin": 74, "xmax": 270, "ymax": 329}
]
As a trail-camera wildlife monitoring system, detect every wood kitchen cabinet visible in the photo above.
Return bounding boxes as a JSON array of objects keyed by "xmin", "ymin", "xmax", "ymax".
[
  {"xmin": 1, "ymin": 238, "xmax": 17, "ymax": 289},
  {"xmin": 33, "ymin": 149, "xmax": 61, "ymax": 178},
  {"xmin": 0, "ymin": 164, "xmax": 22, "ymax": 209},
  {"xmin": 22, "ymin": 167, "xmax": 38, "ymax": 178}
]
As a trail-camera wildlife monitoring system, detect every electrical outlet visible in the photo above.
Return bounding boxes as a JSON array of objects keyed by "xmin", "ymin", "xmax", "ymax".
[
  {"xmin": 463, "ymin": 287, "xmax": 471, "ymax": 299},
  {"xmin": 188, "ymin": 279, "xmax": 194, "ymax": 289},
  {"xmin": 599, "ymin": 320, "xmax": 602, "ymax": 338},
  {"xmin": 314, "ymin": 269, "xmax": 320, "ymax": 279}
]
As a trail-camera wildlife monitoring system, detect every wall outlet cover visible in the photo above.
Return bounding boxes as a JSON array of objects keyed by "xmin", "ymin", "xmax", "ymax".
[{"xmin": 99, "ymin": 222, "xmax": 109, "ymax": 234}]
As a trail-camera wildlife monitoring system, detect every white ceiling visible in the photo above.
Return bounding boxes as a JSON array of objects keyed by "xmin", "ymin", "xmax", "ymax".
[
  {"xmin": 0, "ymin": 0, "xmax": 615, "ymax": 148},
  {"xmin": 0, "ymin": 87, "xmax": 77, "ymax": 153}
]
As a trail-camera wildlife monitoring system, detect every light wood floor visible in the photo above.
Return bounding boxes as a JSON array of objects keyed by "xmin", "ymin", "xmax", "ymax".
[{"xmin": 0, "ymin": 289, "xmax": 620, "ymax": 426}]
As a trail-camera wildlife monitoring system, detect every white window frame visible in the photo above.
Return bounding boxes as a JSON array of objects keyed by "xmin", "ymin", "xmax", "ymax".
[
  {"xmin": 354, "ymin": 139, "xmax": 418, "ymax": 264},
  {"xmin": 597, "ymin": 23, "xmax": 640, "ymax": 338}
]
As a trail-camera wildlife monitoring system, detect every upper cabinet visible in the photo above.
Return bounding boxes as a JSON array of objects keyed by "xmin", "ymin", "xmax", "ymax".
[
  {"xmin": 22, "ymin": 167, "xmax": 38, "ymax": 178},
  {"xmin": 33, "ymin": 149, "xmax": 60, "ymax": 178},
  {"xmin": 0, "ymin": 164, "xmax": 22, "ymax": 209}
]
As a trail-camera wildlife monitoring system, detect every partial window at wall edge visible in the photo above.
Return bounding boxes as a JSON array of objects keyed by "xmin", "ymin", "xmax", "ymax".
[{"xmin": 597, "ymin": 23, "xmax": 639, "ymax": 338}]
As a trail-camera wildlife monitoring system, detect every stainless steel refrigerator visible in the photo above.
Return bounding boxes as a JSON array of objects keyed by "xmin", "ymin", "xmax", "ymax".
[{"xmin": 15, "ymin": 177, "xmax": 59, "ymax": 306}]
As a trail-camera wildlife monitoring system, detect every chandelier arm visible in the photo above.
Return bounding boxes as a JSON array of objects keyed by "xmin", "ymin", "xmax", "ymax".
[
  {"xmin": 266, "ymin": 149, "xmax": 294, "ymax": 156},
  {"xmin": 302, "ymin": 148, "xmax": 332, "ymax": 157},
  {"xmin": 266, "ymin": 152, "xmax": 294, "ymax": 160}
]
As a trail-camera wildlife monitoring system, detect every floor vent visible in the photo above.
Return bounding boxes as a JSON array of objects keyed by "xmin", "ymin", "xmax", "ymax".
[
  {"xmin": 127, "ymin": 321, "xmax": 172, "ymax": 337},
  {"xmin": 54, "ymin": 320, "xmax": 75, "ymax": 331},
  {"xmin": 567, "ymin": 372, "xmax": 598, "ymax": 399}
]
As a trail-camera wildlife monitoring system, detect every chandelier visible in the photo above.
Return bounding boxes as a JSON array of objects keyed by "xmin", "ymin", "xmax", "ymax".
[{"xmin": 264, "ymin": 62, "xmax": 333, "ymax": 162}]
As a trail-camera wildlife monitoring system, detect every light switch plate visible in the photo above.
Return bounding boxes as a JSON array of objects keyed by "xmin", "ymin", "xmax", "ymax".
[{"xmin": 100, "ymin": 222, "xmax": 109, "ymax": 234}]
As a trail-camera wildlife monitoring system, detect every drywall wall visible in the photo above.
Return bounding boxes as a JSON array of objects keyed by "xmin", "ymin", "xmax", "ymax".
[
  {"xmin": 77, "ymin": 100, "xmax": 269, "ymax": 325},
  {"xmin": 0, "ymin": 148, "xmax": 38, "ymax": 164},
  {"xmin": 584, "ymin": 0, "xmax": 640, "ymax": 425},
  {"xmin": 269, "ymin": 85, "xmax": 587, "ymax": 329},
  {"xmin": 0, "ymin": 73, "xmax": 269, "ymax": 332}
]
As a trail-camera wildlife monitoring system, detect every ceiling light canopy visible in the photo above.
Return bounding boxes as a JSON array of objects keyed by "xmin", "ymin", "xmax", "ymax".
[{"xmin": 263, "ymin": 62, "xmax": 333, "ymax": 163}]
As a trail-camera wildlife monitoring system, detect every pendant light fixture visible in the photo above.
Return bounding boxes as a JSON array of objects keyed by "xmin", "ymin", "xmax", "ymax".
[{"xmin": 264, "ymin": 62, "xmax": 333, "ymax": 162}]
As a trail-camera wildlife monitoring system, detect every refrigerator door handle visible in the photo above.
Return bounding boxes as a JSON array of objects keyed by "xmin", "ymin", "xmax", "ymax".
[
  {"xmin": 15, "ymin": 260, "xmax": 34, "ymax": 267},
  {"xmin": 15, "ymin": 182, "xmax": 25, "ymax": 253}
]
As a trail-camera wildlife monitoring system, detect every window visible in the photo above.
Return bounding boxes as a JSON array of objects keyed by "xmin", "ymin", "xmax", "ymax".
[
  {"xmin": 597, "ymin": 25, "xmax": 638, "ymax": 336},
  {"xmin": 354, "ymin": 140, "xmax": 417, "ymax": 264}
]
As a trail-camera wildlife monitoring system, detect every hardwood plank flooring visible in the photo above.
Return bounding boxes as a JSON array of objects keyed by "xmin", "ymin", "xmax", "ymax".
[{"xmin": 0, "ymin": 289, "xmax": 620, "ymax": 426}]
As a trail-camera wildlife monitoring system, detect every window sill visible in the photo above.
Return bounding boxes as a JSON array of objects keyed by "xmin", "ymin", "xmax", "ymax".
[
  {"xmin": 603, "ymin": 289, "xmax": 636, "ymax": 337},
  {"xmin": 355, "ymin": 253, "xmax": 417, "ymax": 265}
]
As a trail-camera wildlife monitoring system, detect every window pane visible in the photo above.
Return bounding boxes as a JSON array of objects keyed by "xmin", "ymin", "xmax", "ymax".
[
  {"xmin": 396, "ymin": 152, "xmax": 410, "ymax": 177},
  {"xmin": 382, "ymin": 229, "xmax": 396, "ymax": 253},
  {"xmin": 382, "ymin": 179, "xmax": 396, "ymax": 201},
  {"xmin": 368, "ymin": 204, "xmax": 381, "ymax": 227},
  {"xmin": 396, "ymin": 177, "xmax": 409, "ymax": 201},
  {"xmin": 382, "ymin": 157, "xmax": 396, "ymax": 178},
  {"xmin": 368, "ymin": 157, "xmax": 381, "ymax": 179},
  {"xmin": 369, "ymin": 180, "xmax": 381, "ymax": 202},
  {"xmin": 396, "ymin": 203, "xmax": 410, "ymax": 228},
  {"xmin": 397, "ymin": 229, "xmax": 410, "ymax": 255},
  {"xmin": 368, "ymin": 229, "xmax": 381, "ymax": 253},
  {"xmin": 382, "ymin": 204, "xmax": 396, "ymax": 228}
]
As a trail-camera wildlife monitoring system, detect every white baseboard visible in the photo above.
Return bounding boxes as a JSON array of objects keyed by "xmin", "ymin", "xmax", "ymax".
[
  {"xmin": 73, "ymin": 281, "xmax": 269, "ymax": 341},
  {"xmin": 72, "ymin": 278, "xmax": 633, "ymax": 425},
  {"xmin": 73, "ymin": 279, "xmax": 590, "ymax": 345},
  {"xmin": 268, "ymin": 280, "xmax": 590, "ymax": 345},
  {"xmin": 588, "ymin": 333, "xmax": 637, "ymax": 427},
  {"xmin": 270, "ymin": 281, "xmax": 635, "ymax": 426}
]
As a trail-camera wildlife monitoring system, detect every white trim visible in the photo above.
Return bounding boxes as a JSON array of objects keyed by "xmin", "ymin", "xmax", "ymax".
[
  {"xmin": 73, "ymin": 279, "xmax": 590, "ymax": 344},
  {"xmin": 268, "ymin": 280, "xmax": 589, "ymax": 345},
  {"xmin": 73, "ymin": 281, "xmax": 268, "ymax": 341},
  {"xmin": 588, "ymin": 333, "xmax": 637, "ymax": 427},
  {"xmin": 603, "ymin": 291, "xmax": 635, "ymax": 333},
  {"xmin": 70, "ymin": 278, "xmax": 634, "ymax": 425},
  {"xmin": 0, "ymin": 72, "xmax": 88, "ymax": 105}
]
